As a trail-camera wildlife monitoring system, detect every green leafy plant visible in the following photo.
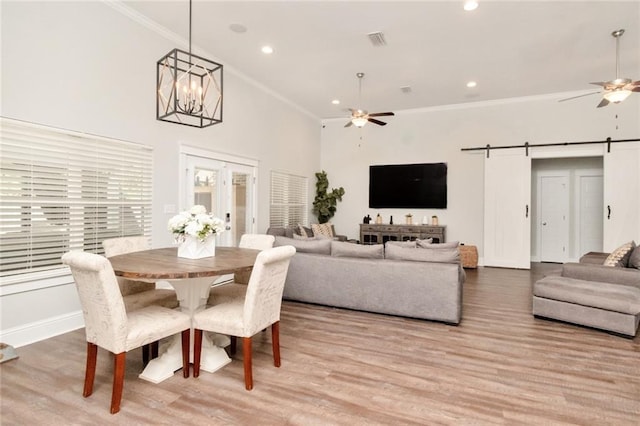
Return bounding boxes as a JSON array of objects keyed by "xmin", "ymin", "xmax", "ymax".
[{"xmin": 312, "ymin": 171, "xmax": 345, "ymax": 224}]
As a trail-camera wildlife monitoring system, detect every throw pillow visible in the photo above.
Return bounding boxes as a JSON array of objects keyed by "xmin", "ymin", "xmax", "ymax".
[
  {"xmin": 311, "ymin": 223, "xmax": 334, "ymax": 238},
  {"xmin": 265, "ymin": 227, "xmax": 286, "ymax": 237},
  {"xmin": 628, "ymin": 245, "xmax": 640, "ymax": 269},
  {"xmin": 331, "ymin": 241, "xmax": 384, "ymax": 259},
  {"xmin": 385, "ymin": 244, "xmax": 460, "ymax": 263},
  {"xmin": 274, "ymin": 236, "xmax": 331, "ymax": 255},
  {"xmin": 603, "ymin": 241, "xmax": 636, "ymax": 267},
  {"xmin": 415, "ymin": 238, "xmax": 433, "ymax": 246},
  {"xmin": 386, "ymin": 240, "xmax": 417, "ymax": 248},
  {"xmin": 417, "ymin": 240, "xmax": 459, "ymax": 249},
  {"xmin": 296, "ymin": 224, "xmax": 313, "ymax": 238}
]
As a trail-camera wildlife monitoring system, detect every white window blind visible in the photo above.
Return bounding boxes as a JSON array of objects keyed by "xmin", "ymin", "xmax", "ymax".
[
  {"xmin": 0, "ymin": 118, "xmax": 153, "ymax": 279},
  {"xmin": 270, "ymin": 171, "xmax": 308, "ymax": 227}
]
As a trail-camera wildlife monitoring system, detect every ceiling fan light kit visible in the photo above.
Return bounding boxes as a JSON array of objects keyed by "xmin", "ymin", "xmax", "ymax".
[
  {"xmin": 560, "ymin": 29, "xmax": 639, "ymax": 108},
  {"xmin": 156, "ymin": 0, "xmax": 223, "ymax": 128},
  {"xmin": 345, "ymin": 73, "xmax": 395, "ymax": 128},
  {"xmin": 603, "ymin": 88, "xmax": 632, "ymax": 104}
]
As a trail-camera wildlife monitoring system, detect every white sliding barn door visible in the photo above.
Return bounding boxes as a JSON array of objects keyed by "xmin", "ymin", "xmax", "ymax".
[
  {"xmin": 603, "ymin": 142, "xmax": 640, "ymax": 251},
  {"xmin": 484, "ymin": 150, "xmax": 532, "ymax": 268}
]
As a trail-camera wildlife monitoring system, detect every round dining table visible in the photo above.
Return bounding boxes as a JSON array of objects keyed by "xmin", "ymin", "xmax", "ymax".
[{"xmin": 108, "ymin": 246, "xmax": 260, "ymax": 383}]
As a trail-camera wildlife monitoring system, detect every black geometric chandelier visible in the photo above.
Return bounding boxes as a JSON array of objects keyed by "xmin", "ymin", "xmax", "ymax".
[{"xmin": 156, "ymin": 0, "xmax": 223, "ymax": 128}]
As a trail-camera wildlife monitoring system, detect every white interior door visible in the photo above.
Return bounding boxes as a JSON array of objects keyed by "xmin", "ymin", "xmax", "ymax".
[
  {"xmin": 484, "ymin": 150, "xmax": 531, "ymax": 269},
  {"xmin": 184, "ymin": 155, "xmax": 256, "ymax": 247},
  {"xmin": 603, "ymin": 142, "xmax": 640, "ymax": 251},
  {"xmin": 539, "ymin": 175, "xmax": 569, "ymax": 262}
]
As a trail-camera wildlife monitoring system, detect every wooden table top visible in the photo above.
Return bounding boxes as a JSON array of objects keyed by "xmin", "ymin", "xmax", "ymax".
[{"xmin": 108, "ymin": 247, "xmax": 260, "ymax": 280}]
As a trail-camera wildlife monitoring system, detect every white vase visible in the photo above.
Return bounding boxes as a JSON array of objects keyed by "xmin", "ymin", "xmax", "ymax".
[{"xmin": 178, "ymin": 235, "xmax": 215, "ymax": 259}]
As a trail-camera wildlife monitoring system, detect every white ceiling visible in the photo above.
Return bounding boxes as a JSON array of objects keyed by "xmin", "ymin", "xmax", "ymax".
[{"xmin": 122, "ymin": 1, "xmax": 640, "ymax": 120}]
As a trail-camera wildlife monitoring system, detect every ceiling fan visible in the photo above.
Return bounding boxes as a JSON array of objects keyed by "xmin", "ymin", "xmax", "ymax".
[
  {"xmin": 560, "ymin": 29, "xmax": 640, "ymax": 107},
  {"xmin": 344, "ymin": 73, "xmax": 394, "ymax": 128}
]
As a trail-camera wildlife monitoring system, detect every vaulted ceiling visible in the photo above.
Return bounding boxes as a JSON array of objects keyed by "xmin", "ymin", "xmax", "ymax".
[{"xmin": 123, "ymin": 1, "xmax": 640, "ymax": 119}]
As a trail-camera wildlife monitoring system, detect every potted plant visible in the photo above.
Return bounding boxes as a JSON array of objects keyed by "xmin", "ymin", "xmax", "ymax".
[{"xmin": 312, "ymin": 171, "xmax": 345, "ymax": 224}]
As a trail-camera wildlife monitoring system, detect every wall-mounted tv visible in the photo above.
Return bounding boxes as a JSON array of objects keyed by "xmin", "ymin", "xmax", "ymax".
[{"xmin": 369, "ymin": 163, "xmax": 447, "ymax": 209}]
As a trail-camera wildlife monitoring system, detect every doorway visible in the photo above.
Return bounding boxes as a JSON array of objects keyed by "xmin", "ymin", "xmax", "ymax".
[
  {"xmin": 180, "ymin": 147, "xmax": 257, "ymax": 247},
  {"xmin": 531, "ymin": 157, "xmax": 603, "ymax": 263}
]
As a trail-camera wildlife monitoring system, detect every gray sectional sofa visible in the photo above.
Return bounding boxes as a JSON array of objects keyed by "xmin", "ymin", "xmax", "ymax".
[
  {"xmin": 272, "ymin": 236, "xmax": 466, "ymax": 324},
  {"xmin": 533, "ymin": 246, "xmax": 640, "ymax": 337}
]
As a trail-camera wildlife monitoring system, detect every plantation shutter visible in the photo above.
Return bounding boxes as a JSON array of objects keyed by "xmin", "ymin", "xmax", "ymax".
[
  {"xmin": 0, "ymin": 118, "xmax": 153, "ymax": 279},
  {"xmin": 269, "ymin": 171, "xmax": 308, "ymax": 227}
]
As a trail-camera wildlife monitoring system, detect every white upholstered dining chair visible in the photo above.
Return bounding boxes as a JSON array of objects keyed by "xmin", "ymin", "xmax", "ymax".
[
  {"xmin": 207, "ymin": 233, "xmax": 276, "ymax": 306},
  {"xmin": 193, "ymin": 245, "xmax": 296, "ymax": 390},
  {"xmin": 102, "ymin": 236, "xmax": 178, "ymax": 311},
  {"xmin": 62, "ymin": 251, "xmax": 191, "ymax": 414}
]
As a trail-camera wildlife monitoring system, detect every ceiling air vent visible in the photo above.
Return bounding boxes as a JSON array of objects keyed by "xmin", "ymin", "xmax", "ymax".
[
  {"xmin": 400, "ymin": 86, "xmax": 412, "ymax": 94},
  {"xmin": 367, "ymin": 31, "xmax": 387, "ymax": 47}
]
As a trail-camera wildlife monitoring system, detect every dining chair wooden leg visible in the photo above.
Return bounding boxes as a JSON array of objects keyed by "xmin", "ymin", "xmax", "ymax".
[
  {"xmin": 243, "ymin": 337, "xmax": 253, "ymax": 391},
  {"xmin": 272, "ymin": 321, "xmax": 281, "ymax": 367},
  {"xmin": 110, "ymin": 352, "xmax": 126, "ymax": 414},
  {"xmin": 181, "ymin": 329, "xmax": 190, "ymax": 378},
  {"xmin": 83, "ymin": 342, "xmax": 98, "ymax": 398},
  {"xmin": 142, "ymin": 344, "xmax": 150, "ymax": 365},
  {"xmin": 229, "ymin": 336, "xmax": 237, "ymax": 357},
  {"xmin": 193, "ymin": 329, "xmax": 203, "ymax": 378}
]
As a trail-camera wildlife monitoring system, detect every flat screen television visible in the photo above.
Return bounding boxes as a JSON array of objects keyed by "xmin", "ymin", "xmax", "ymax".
[{"xmin": 369, "ymin": 163, "xmax": 447, "ymax": 209}]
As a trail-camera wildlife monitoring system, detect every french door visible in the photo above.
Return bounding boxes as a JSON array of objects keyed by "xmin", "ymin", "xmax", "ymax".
[{"xmin": 182, "ymin": 150, "xmax": 257, "ymax": 247}]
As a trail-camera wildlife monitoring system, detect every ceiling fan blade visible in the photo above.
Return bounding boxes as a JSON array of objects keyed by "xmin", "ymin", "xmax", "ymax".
[
  {"xmin": 344, "ymin": 121, "xmax": 353, "ymax": 128},
  {"xmin": 558, "ymin": 92, "xmax": 600, "ymax": 102},
  {"xmin": 590, "ymin": 81, "xmax": 608, "ymax": 87},
  {"xmin": 368, "ymin": 118, "xmax": 387, "ymax": 126},
  {"xmin": 632, "ymin": 86, "xmax": 640, "ymax": 93},
  {"xmin": 368, "ymin": 112, "xmax": 395, "ymax": 117},
  {"xmin": 596, "ymin": 98, "xmax": 610, "ymax": 108}
]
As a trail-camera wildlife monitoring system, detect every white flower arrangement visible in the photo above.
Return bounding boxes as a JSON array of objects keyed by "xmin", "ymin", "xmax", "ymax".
[{"xmin": 168, "ymin": 205, "xmax": 225, "ymax": 242}]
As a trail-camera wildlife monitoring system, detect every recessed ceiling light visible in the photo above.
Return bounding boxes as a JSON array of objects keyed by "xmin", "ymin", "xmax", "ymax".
[
  {"xmin": 464, "ymin": 1, "xmax": 479, "ymax": 11},
  {"xmin": 261, "ymin": 45, "xmax": 274, "ymax": 54},
  {"xmin": 229, "ymin": 23, "xmax": 247, "ymax": 33},
  {"xmin": 466, "ymin": 81, "xmax": 477, "ymax": 88},
  {"xmin": 332, "ymin": 99, "xmax": 340, "ymax": 105}
]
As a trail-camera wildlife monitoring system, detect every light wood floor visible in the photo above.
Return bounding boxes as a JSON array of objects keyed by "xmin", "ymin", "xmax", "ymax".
[{"xmin": 2, "ymin": 264, "xmax": 639, "ymax": 425}]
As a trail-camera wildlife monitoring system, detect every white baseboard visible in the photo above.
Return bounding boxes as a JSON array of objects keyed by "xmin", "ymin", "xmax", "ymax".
[{"xmin": 0, "ymin": 310, "xmax": 84, "ymax": 348}]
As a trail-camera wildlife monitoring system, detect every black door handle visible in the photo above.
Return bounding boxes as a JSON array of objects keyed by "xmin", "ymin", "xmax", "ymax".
[
  {"xmin": 607, "ymin": 205, "xmax": 611, "ymax": 220},
  {"xmin": 525, "ymin": 205, "xmax": 529, "ymax": 218}
]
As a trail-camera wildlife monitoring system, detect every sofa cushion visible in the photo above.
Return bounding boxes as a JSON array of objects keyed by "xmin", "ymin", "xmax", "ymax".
[
  {"xmin": 331, "ymin": 241, "xmax": 384, "ymax": 259},
  {"xmin": 417, "ymin": 240, "xmax": 459, "ymax": 249},
  {"xmin": 415, "ymin": 238, "xmax": 433, "ymax": 246},
  {"xmin": 561, "ymin": 263, "xmax": 640, "ymax": 288},
  {"xmin": 604, "ymin": 241, "xmax": 636, "ymax": 267},
  {"xmin": 293, "ymin": 233, "xmax": 315, "ymax": 240},
  {"xmin": 385, "ymin": 244, "xmax": 460, "ymax": 263},
  {"xmin": 628, "ymin": 245, "xmax": 640, "ymax": 269},
  {"xmin": 386, "ymin": 240, "xmax": 417, "ymax": 248},
  {"xmin": 533, "ymin": 275, "xmax": 640, "ymax": 315},
  {"xmin": 274, "ymin": 236, "xmax": 331, "ymax": 255},
  {"xmin": 579, "ymin": 252, "xmax": 610, "ymax": 265},
  {"xmin": 311, "ymin": 223, "xmax": 334, "ymax": 238}
]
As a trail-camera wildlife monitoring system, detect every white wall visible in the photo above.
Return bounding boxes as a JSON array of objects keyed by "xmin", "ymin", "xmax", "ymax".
[
  {"xmin": 320, "ymin": 94, "xmax": 640, "ymax": 261},
  {"xmin": 0, "ymin": 1, "xmax": 320, "ymax": 346}
]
